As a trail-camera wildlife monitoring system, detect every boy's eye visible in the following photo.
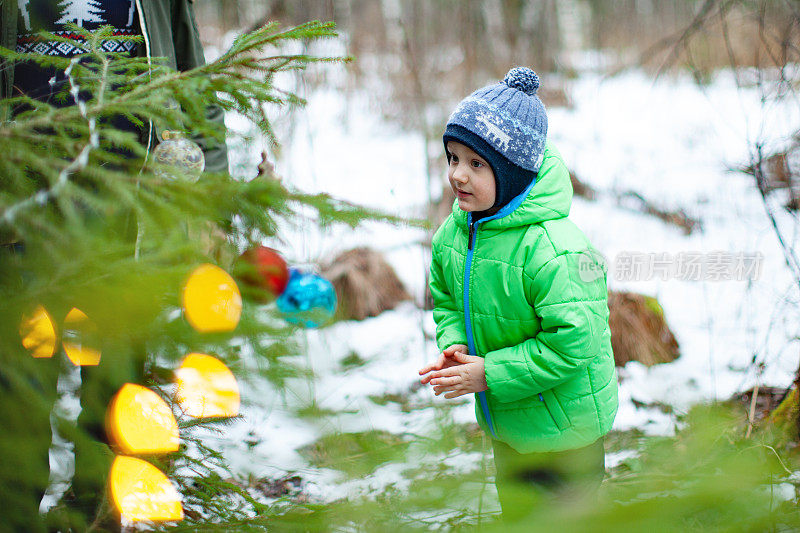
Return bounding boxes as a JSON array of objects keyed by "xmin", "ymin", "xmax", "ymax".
[
  {"xmin": 450, "ymin": 155, "xmax": 459, "ymax": 164},
  {"xmin": 471, "ymin": 159, "xmax": 483, "ymax": 168}
]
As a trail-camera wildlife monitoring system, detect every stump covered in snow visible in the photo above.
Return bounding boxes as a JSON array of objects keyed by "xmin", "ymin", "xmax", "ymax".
[
  {"xmin": 732, "ymin": 386, "xmax": 789, "ymax": 423},
  {"xmin": 570, "ymin": 171, "xmax": 597, "ymax": 200},
  {"xmin": 608, "ymin": 290, "xmax": 680, "ymax": 367},
  {"xmin": 743, "ymin": 140, "xmax": 800, "ymax": 211},
  {"xmin": 321, "ymin": 247, "xmax": 410, "ymax": 321}
]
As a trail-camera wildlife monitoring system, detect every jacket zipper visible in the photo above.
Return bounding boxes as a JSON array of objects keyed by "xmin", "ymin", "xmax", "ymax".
[
  {"xmin": 1, "ymin": 1, "xmax": 17, "ymax": 108},
  {"xmin": 464, "ymin": 215, "xmax": 497, "ymax": 438},
  {"xmin": 135, "ymin": 0, "xmax": 153, "ymax": 159},
  {"xmin": 135, "ymin": 0, "xmax": 152, "ymax": 69}
]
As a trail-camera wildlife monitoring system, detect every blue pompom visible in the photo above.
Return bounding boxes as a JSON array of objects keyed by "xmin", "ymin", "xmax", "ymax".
[{"xmin": 503, "ymin": 67, "xmax": 540, "ymax": 96}]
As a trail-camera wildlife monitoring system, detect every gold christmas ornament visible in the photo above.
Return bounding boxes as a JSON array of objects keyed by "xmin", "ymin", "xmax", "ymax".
[
  {"xmin": 109, "ymin": 456, "xmax": 183, "ymax": 522},
  {"xmin": 152, "ymin": 131, "xmax": 204, "ymax": 181},
  {"xmin": 20, "ymin": 305, "xmax": 57, "ymax": 358},
  {"xmin": 181, "ymin": 264, "xmax": 242, "ymax": 333},
  {"xmin": 106, "ymin": 384, "xmax": 180, "ymax": 455},
  {"xmin": 175, "ymin": 353, "xmax": 240, "ymax": 418},
  {"xmin": 63, "ymin": 308, "xmax": 101, "ymax": 366}
]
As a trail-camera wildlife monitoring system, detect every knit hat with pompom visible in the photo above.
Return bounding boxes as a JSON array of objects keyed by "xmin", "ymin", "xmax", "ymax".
[{"xmin": 443, "ymin": 67, "xmax": 548, "ymax": 212}]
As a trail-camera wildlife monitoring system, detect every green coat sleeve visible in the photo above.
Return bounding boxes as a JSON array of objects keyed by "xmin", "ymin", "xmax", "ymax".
[
  {"xmin": 484, "ymin": 250, "xmax": 609, "ymax": 403},
  {"xmin": 170, "ymin": 0, "xmax": 228, "ymax": 173},
  {"xmin": 430, "ymin": 234, "xmax": 468, "ymax": 352},
  {"xmin": 0, "ymin": 0, "xmax": 19, "ymax": 104}
]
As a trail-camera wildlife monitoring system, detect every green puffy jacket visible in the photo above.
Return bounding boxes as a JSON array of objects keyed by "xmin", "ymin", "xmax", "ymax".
[{"xmin": 430, "ymin": 142, "xmax": 618, "ymax": 453}]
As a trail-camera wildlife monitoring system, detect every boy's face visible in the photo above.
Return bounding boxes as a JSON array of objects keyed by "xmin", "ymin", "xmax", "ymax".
[{"xmin": 446, "ymin": 141, "xmax": 496, "ymax": 212}]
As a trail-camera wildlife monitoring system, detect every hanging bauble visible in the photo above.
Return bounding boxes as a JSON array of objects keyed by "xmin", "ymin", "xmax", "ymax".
[
  {"xmin": 238, "ymin": 246, "xmax": 290, "ymax": 302},
  {"xmin": 276, "ymin": 268, "xmax": 337, "ymax": 328},
  {"xmin": 106, "ymin": 384, "xmax": 179, "ymax": 455},
  {"xmin": 109, "ymin": 456, "xmax": 183, "ymax": 522},
  {"xmin": 152, "ymin": 131, "xmax": 204, "ymax": 181},
  {"xmin": 63, "ymin": 308, "xmax": 101, "ymax": 366},
  {"xmin": 181, "ymin": 264, "xmax": 241, "ymax": 334},
  {"xmin": 20, "ymin": 305, "xmax": 57, "ymax": 359},
  {"xmin": 175, "ymin": 353, "xmax": 240, "ymax": 418}
]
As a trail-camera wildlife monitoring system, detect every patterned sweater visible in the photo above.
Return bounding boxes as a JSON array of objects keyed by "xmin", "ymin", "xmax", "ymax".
[{"xmin": 14, "ymin": 0, "xmax": 140, "ymax": 102}]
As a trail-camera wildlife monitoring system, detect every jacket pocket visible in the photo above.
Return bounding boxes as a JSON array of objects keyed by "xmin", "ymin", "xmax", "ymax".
[{"xmin": 540, "ymin": 389, "xmax": 571, "ymax": 431}]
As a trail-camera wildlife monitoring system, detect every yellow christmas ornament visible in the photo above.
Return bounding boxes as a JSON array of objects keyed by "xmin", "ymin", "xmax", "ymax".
[
  {"xmin": 62, "ymin": 308, "xmax": 101, "ymax": 366},
  {"xmin": 20, "ymin": 305, "xmax": 57, "ymax": 358},
  {"xmin": 109, "ymin": 456, "xmax": 183, "ymax": 523},
  {"xmin": 106, "ymin": 384, "xmax": 179, "ymax": 455},
  {"xmin": 182, "ymin": 264, "xmax": 242, "ymax": 333},
  {"xmin": 175, "ymin": 353, "xmax": 240, "ymax": 418}
]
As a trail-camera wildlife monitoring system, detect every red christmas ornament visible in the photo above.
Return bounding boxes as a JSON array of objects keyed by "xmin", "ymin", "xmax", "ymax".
[{"xmin": 238, "ymin": 246, "xmax": 290, "ymax": 301}]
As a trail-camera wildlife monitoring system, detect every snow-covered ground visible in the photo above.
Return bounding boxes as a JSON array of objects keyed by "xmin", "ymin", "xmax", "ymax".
[{"xmin": 214, "ymin": 45, "xmax": 800, "ymax": 504}]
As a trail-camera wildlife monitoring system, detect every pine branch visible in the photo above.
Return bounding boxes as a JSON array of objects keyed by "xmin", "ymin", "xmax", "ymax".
[
  {"xmin": 0, "ymin": 21, "xmax": 376, "ymax": 251},
  {"xmin": 0, "ymin": 19, "xmax": 416, "ymax": 531}
]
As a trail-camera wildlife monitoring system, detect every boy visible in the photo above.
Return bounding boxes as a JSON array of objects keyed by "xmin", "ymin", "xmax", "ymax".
[{"xmin": 419, "ymin": 67, "xmax": 618, "ymax": 521}]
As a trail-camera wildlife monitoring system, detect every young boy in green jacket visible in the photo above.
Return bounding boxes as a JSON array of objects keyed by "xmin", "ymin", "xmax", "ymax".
[{"xmin": 419, "ymin": 67, "xmax": 618, "ymax": 521}]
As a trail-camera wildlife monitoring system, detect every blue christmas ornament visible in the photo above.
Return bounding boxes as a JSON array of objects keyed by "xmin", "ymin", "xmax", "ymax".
[{"xmin": 276, "ymin": 268, "xmax": 337, "ymax": 328}]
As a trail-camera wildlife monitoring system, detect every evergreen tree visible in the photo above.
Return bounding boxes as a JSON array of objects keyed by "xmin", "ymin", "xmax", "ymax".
[
  {"xmin": 3, "ymin": 12, "xmax": 799, "ymax": 533},
  {"xmin": 56, "ymin": 0, "xmax": 103, "ymax": 27},
  {"xmin": 0, "ymin": 20, "xmax": 394, "ymax": 531}
]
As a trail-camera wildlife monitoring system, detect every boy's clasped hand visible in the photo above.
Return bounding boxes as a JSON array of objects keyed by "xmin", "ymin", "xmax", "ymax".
[{"xmin": 418, "ymin": 344, "xmax": 488, "ymax": 399}]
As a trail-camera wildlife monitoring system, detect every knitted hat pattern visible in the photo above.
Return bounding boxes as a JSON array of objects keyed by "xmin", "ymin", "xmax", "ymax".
[{"xmin": 443, "ymin": 67, "xmax": 548, "ymax": 212}]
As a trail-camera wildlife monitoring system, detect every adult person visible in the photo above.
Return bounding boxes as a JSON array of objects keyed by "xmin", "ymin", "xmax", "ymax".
[{"xmin": 0, "ymin": 2, "xmax": 228, "ymax": 529}]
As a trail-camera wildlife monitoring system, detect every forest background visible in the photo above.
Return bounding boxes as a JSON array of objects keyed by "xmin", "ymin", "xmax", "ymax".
[{"xmin": 4, "ymin": 0, "xmax": 800, "ymax": 531}]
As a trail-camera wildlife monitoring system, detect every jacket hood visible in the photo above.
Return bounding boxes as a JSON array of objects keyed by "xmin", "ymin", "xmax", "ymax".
[{"xmin": 452, "ymin": 141, "xmax": 572, "ymax": 230}]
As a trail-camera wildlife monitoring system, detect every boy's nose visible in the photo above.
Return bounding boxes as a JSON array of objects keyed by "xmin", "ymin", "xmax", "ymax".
[{"xmin": 451, "ymin": 166, "xmax": 469, "ymax": 184}]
